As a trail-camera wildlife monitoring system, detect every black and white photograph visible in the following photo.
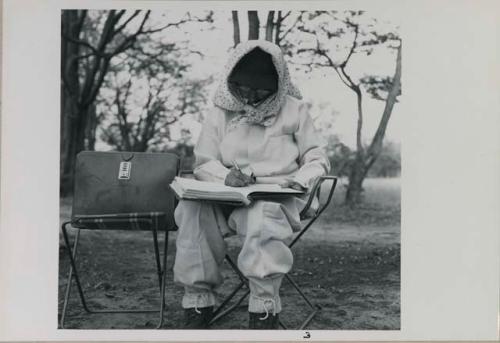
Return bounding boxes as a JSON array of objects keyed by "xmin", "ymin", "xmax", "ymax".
[
  {"xmin": 58, "ymin": 9, "xmax": 401, "ymax": 330},
  {"xmin": 1, "ymin": 0, "xmax": 499, "ymax": 342}
]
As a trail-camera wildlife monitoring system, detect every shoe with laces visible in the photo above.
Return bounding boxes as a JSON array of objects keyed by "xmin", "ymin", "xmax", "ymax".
[
  {"xmin": 248, "ymin": 311, "xmax": 280, "ymax": 329},
  {"xmin": 183, "ymin": 306, "xmax": 214, "ymax": 329}
]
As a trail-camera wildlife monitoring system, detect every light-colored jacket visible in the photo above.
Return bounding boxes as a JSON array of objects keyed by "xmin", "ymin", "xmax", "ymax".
[
  {"xmin": 193, "ymin": 39, "xmax": 331, "ymax": 190},
  {"xmin": 193, "ymin": 95, "xmax": 331, "ymax": 190}
]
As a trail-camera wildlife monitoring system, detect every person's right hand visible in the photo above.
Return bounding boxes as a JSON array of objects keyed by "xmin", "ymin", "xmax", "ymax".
[{"xmin": 224, "ymin": 168, "xmax": 254, "ymax": 187}]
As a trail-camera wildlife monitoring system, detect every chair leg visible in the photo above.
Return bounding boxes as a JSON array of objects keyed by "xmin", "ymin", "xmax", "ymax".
[
  {"xmin": 151, "ymin": 225, "xmax": 163, "ymax": 291},
  {"xmin": 208, "ymin": 254, "xmax": 250, "ymax": 326},
  {"xmin": 210, "ymin": 280, "xmax": 245, "ymax": 320},
  {"xmin": 224, "ymin": 254, "xmax": 247, "ymax": 284},
  {"xmin": 61, "ymin": 223, "xmax": 93, "ymax": 316},
  {"xmin": 284, "ymin": 273, "xmax": 320, "ymax": 329},
  {"xmin": 285, "ymin": 274, "xmax": 315, "ymax": 309},
  {"xmin": 60, "ymin": 223, "xmax": 73, "ymax": 329},
  {"xmin": 60, "ymin": 222, "xmax": 86, "ymax": 329},
  {"xmin": 60, "ymin": 222, "xmax": 169, "ymax": 329},
  {"xmin": 203, "ymin": 253, "xmax": 321, "ymax": 330},
  {"xmin": 156, "ymin": 230, "xmax": 169, "ymax": 329},
  {"xmin": 298, "ymin": 310, "xmax": 319, "ymax": 330},
  {"xmin": 210, "ymin": 286, "xmax": 249, "ymax": 325}
]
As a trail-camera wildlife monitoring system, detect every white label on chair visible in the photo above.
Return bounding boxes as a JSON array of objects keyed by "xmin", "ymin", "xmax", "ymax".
[{"xmin": 118, "ymin": 161, "xmax": 132, "ymax": 180}]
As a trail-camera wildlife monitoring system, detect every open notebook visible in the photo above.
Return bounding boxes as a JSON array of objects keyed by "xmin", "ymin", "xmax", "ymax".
[{"xmin": 170, "ymin": 177, "xmax": 304, "ymax": 205}]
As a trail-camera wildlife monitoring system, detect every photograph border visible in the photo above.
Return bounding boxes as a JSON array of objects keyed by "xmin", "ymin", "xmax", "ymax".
[{"xmin": 0, "ymin": 0, "xmax": 499, "ymax": 341}]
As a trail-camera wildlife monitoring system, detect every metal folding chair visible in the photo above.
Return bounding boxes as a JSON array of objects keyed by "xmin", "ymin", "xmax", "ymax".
[
  {"xmin": 59, "ymin": 151, "xmax": 180, "ymax": 329},
  {"xmin": 208, "ymin": 176, "xmax": 338, "ymax": 330}
]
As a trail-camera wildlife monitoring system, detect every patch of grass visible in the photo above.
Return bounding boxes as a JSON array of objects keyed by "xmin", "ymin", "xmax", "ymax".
[
  {"xmin": 323, "ymin": 202, "xmax": 400, "ymax": 227},
  {"xmin": 328, "ymin": 177, "xmax": 401, "ymax": 208},
  {"xmin": 321, "ymin": 177, "xmax": 401, "ymax": 227}
]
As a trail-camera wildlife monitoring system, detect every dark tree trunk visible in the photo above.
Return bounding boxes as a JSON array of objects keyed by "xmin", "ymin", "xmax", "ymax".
[
  {"xmin": 61, "ymin": 104, "xmax": 88, "ymax": 196},
  {"xmin": 344, "ymin": 43, "xmax": 402, "ymax": 206},
  {"xmin": 248, "ymin": 11, "xmax": 260, "ymax": 40},
  {"xmin": 365, "ymin": 44, "xmax": 402, "ymax": 169},
  {"xmin": 344, "ymin": 85, "xmax": 365, "ymax": 206},
  {"xmin": 231, "ymin": 11, "xmax": 240, "ymax": 47},
  {"xmin": 355, "ymin": 89, "xmax": 363, "ymax": 154},
  {"xmin": 265, "ymin": 11, "xmax": 274, "ymax": 41},
  {"xmin": 345, "ymin": 156, "xmax": 366, "ymax": 206},
  {"xmin": 60, "ymin": 10, "xmax": 138, "ymax": 195},
  {"xmin": 60, "ymin": 10, "xmax": 85, "ymax": 196},
  {"xmin": 274, "ymin": 11, "xmax": 283, "ymax": 45},
  {"xmin": 85, "ymin": 103, "xmax": 97, "ymax": 150}
]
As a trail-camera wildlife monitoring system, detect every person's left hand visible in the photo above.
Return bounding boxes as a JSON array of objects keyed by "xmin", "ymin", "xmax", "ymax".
[{"xmin": 279, "ymin": 179, "xmax": 306, "ymax": 191}]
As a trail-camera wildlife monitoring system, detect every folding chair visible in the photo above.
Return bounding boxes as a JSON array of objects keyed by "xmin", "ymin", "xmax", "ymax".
[
  {"xmin": 208, "ymin": 175, "xmax": 338, "ymax": 330},
  {"xmin": 60, "ymin": 151, "xmax": 180, "ymax": 329}
]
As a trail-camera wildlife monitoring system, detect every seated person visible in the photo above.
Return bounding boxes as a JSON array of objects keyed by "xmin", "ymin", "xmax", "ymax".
[{"xmin": 173, "ymin": 40, "xmax": 331, "ymax": 329}]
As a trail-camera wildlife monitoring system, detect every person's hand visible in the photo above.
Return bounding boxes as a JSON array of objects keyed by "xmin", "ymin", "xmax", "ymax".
[
  {"xmin": 279, "ymin": 179, "xmax": 306, "ymax": 191},
  {"xmin": 224, "ymin": 168, "xmax": 255, "ymax": 187}
]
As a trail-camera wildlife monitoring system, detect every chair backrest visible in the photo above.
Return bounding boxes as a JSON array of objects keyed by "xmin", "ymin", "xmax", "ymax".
[{"xmin": 72, "ymin": 151, "xmax": 180, "ymax": 231}]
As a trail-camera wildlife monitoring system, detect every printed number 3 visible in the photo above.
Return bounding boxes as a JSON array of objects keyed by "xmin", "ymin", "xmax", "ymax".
[{"xmin": 303, "ymin": 331, "xmax": 311, "ymax": 339}]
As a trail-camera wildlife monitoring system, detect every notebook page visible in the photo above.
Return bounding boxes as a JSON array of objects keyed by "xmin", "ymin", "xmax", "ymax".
[{"xmin": 172, "ymin": 177, "xmax": 303, "ymax": 198}]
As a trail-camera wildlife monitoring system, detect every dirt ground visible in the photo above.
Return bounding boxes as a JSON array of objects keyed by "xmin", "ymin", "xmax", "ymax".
[{"xmin": 58, "ymin": 177, "xmax": 400, "ymax": 330}]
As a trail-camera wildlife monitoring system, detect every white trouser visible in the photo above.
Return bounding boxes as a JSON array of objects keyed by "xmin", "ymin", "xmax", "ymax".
[{"xmin": 173, "ymin": 197, "xmax": 306, "ymax": 314}]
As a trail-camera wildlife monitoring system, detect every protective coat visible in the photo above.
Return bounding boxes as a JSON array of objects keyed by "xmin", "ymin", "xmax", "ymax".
[
  {"xmin": 174, "ymin": 40, "xmax": 331, "ymax": 316},
  {"xmin": 194, "ymin": 40, "xmax": 330, "ymax": 190}
]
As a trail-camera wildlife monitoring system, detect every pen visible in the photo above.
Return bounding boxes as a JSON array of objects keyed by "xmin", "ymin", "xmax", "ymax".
[{"xmin": 231, "ymin": 160, "xmax": 241, "ymax": 172}]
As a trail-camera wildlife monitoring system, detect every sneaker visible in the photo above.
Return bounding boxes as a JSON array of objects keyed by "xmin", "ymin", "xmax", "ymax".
[
  {"xmin": 183, "ymin": 306, "xmax": 214, "ymax": 329},
  {"xmin": 249, "ymin": 311, "xmax": 280, "ymax": 330}
]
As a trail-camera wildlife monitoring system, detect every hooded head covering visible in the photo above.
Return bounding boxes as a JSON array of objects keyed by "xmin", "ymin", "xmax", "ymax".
[
  {"xmin": 228, "ymin": 47, "xmax": 278, "ymax": 91},
  {"xmin": 213, "ymin": 40, "xmax": 302, "ymax": 130}
]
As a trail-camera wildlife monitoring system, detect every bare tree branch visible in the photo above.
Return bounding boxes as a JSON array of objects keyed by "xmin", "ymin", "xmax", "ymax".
[
  {"xmin": 114, "ymin": 78, "xmax": 133, "ymax": 150},
  {"xmin": 140, "ymin": 12, "xmax": 212, "ymax": 35},
  {"xmin": 332, "ymin": 66, "xmax": 353, "ymax": 89},
  {"xmin": 62, "ymin": 34, "xmax": 102, "ymax": 57},
  {"xmin": 279, "ymin": 12, "xmax": 302, "ymax": 42},
  {"xmin": 281, "ymin": 11, "xmax": 291, "ymax": 22},
  {"xmin": 75, "ymin": 10, "xmax": 88, "ymax": 36},
  {"xmin": 313, "ymin": 38, "xmax": 357, "ymax": 90},
  {"xmin": 79, "ymin": 12, "xmax": 122, "ymax": 105},
  {"xmin": 339, "ymin": 66, "xmax": 359, "ymax": 89},
  {"xmin": 74, "ymin": 52, "xmax": 96, "ymax": 60},
  {"xmin": 112, "ymin": 10, "xmax": 127, "ymax": 26},
  {"xmin": 111, "ymin": 11, "xmax": 150, "ymax": 55},
  {"xmin": 113, "ymin": 10, "xmax": 141, "ymax": 35},
  {"xmin": 84, "ymin": 57, "xmax": 111, "ymax": 107},
  {"xmin": 96, "ymin": 10, "xmax": 120, "ymax": 50},
  {"xmin": 340, "ymin": 21, "xmax": 359, "ymax": 68}
]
